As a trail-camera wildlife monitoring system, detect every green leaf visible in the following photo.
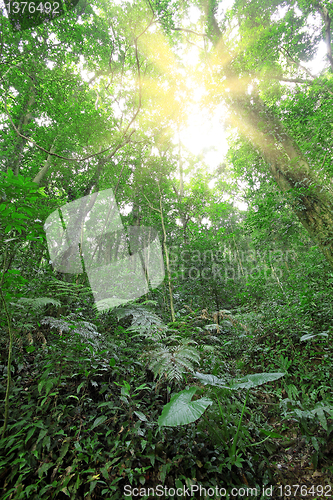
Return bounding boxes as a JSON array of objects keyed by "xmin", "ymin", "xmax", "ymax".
[
  {"xmin": 195, "ymin": 371, "xmax": 285, "ymax": 389},
  {"xmin": 25, "ymin": 427, "xmax": 36, "ymax": 443},
  {"xmin": 89, "ymin": 480, "xmax": 98, "ymax": 494},
  {"xmin": 234, "ymin": 458, "xmax": 244, "ymax": 467},
  {"xmin": 91, "ymin": 415, "xmax": 108, "ymax": 430},
  {"xmin": 11, "ymin": 212, "xmax": 29, "ymax": 219},
  {"xmin": 38, "ymin": 380, "xmax": 46, "ymax": 395},
  {"xmin": 57, "ymin": 440, "xmax": 70, "ymax": 463},
  {"xmin": 37, "ymin": 429, "xmax": 48, "ymax": 445},
  {"xmin": 141, "ymin": 439, "xmax": 147, "ymax": 451},
  {"xmin": 44, "ymin": 379, "xmax": 55, "ymax": 396},
  {"xmin": 300, "ymin": 332, "xmax": 328, "ymax": 341},
  {"xmin": 194, "ymin": 372, "xmax": 227, "ymax": 387},
  {"xmin": 98, "ymin": 402, "xmax": 120, "ymax": 410},
  {"xmin": 67, "ymin": 395, "xmax": 79, "ymax": 401},
  {"xmin": 175, "ymin": 479, "xmax": 183, "ymax": 489},
  {"xmin": 134, "ymin": 411, "xmax": 147, "ymax": 422},
  {"xmin": 158, "ymin": 387, "xmax": 212, "ymax": 427},
  {"xmin": 259, "ymin": 429, "xmax": 284, "ymax": 439},
  {"xmin": 230, "ymin": 372, "xmax": 285, "ymax": 390},
  {"xmin": 311, "ymin": 436, "xmax": 319, "ymax": 452},
  {"xmin": 38, "ymin": 462, "xmax": 54, "ymax": 478},
  {"xmin": 314, "ymin": 408, "xmax": 327, "ymax": 431},
  {"xmin": 43, "ymin": 435, "xmax": 51, "ymax": 451},
  {"xmin": 77, "ymin": 382, "xmax": 85, "ymax": 394}
]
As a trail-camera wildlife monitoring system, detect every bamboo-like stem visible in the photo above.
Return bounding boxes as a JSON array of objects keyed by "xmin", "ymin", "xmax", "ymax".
[
  {"xmin": 0, "ymin": 252, "xmax": 13, "ymax": 439},
  {"xmin": 231, "ymin": 389, "xmax": 249, "ymax": 458},
  {"xmin": 232, "ymin": 231, "xmax": 244, "ymax": 276},
  {"xmin": 143, "ymin": 185, "xmax": 176, "ymax": 322},
  {"xmin": 158, "ymin": 183, "xmax": 175, "ymax": 322}
]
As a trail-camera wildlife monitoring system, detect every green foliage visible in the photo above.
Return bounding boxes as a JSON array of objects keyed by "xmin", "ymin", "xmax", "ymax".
[
  {"xmin": 13, "ymin": 297, "xmax": 61, "ymax": 309},
  {"xmin": 0, "ymin": 170, "xmax": 46, "ymax": 237},
  {"xmin": 158, "ymin": 387, "xmax": 212, "ymax": 426},
  {"xmin": 195, "ymin": 371, "xmax": 285, "ymax": 390},
  {"xmin": 115, "ymin": 303, "xmax": 166, "ymax": 333},
  {"xmin": 159, "ymin": 369, "xmax": 285, "ymax": 476},
  {"xmin": 40, "ymin": 314, "xmax": 104, "ymax": 350},
  {"xmin": 2, "ymin": 0, "xmax": 333, "ymax": 493},
  {"xmin": 144, "ymin": 337, "xmax": 200, "ymax": 382}
]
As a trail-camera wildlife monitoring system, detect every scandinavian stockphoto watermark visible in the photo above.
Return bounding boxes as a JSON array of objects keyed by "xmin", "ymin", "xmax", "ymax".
[
  {"xmin": 44, "ymin": 188, "xmax": 165, "ymax": 312},
  {"xmin": 169, "ymin": 246, "xmax": 298, "ymax": 282}
]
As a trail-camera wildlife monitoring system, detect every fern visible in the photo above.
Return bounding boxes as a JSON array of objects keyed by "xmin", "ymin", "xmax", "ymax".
[
  {"xmin": 41, "ymin": 315, "xmax": 102, "ymax": 349},
  {"xmin": 143, "ymin": 338, "xmax": 200, "ymax": 383},
  {"xmin": 115, "ymin": 305, "xmax": 200, "ymax": 381},
  {"xmin": 115, "ymin": 304, "xmax": 167, "ymax": 336},
  {"xmin": 47, "ymin": 278, "xmax": 91, "ymax": 300},
  {"xmin": 9, "ymin": 297, "xmax": 61, "ymax": 331},
  {"xmin": 11, "ymin": 297, "xmax": 61, "ymax": 310},
  {"xmin": 204, "ymin": 324, "xmax": 221, "ymax": 332}
]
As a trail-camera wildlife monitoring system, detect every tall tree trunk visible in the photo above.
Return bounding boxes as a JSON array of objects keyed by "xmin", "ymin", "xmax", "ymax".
[
  {"xmin": 231, "ymin": 96, "xmax": 333, "ymax": 269},
  {"xmin": 319, "ymin": 5, "xmax": 333, "ymax": 71},
  {"xmin": 8, "ymin": 83, "xmax": 36, "ymax": 176},
  {"xmin": 205, "ymin": 0, "xmax": 333, "ymax": 270}
]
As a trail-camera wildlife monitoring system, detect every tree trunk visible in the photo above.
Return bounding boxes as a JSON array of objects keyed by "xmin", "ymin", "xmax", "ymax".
[
  {"xmin": 231, "ymin": 96, "xmax": 333, "ymax": 269},
  {"xmin": 319, "ymin": 5, "xmax": 333, "ymax": 71},
  {"xmin": 8, "ymin": 85, "xmax": 36, "ymax": 176},
  {"xmin": 205, "ymin": 0, "xmax": 333, "ymax": 270}
]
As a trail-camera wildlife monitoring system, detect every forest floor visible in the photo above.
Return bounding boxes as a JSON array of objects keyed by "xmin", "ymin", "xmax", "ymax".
[{"xmin": 1, "ymin": 307, "xmax": 333, "ymax": 499}]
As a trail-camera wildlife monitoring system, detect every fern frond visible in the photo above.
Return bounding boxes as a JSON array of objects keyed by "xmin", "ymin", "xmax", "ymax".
[
  {"xmin": 140, "ymin": 300, "xmax": 158, "ymax": 307},
  {"xmin": 175, "ymin": 348, "xmax": 200, "ymax": 364},
  {"xmin": 144, "ymin": 340, "xmax": 200, "ymax": 383},
  {"xmin": 115, "ymin": 304, "xmax": 167, "ymax": 335},
  {"xmin": 204, "ymin": 324, "xmax": 220, "ymax": 332},
  {"xmin": 133, "ymin": 325, "xmax": 167, "ymax": 341},
  {"xmin": 41, "ymin": 316, "xmax": 102, "ymax": 349},
  {"xmin": 13, "ymin": 297, "xmax": 61, "ymax": 310},
  {"xmin": 48, "ymin": 278, "xmax": 91, "ymax": 299}
]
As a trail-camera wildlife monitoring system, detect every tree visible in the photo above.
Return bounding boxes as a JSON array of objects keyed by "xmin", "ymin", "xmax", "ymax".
[{"xmin": 175, "ymin": 0, "xmax": 333, "ymax": 268}]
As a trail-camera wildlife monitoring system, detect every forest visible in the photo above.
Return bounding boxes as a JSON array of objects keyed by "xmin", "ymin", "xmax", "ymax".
[{"xmin": 1, "ymin": 0, "xmax": 333, "ymax": 498}]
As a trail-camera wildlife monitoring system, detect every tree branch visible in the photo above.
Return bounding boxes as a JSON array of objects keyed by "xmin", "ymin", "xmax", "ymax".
[
  {"xmin": 172, "ymin": 27, "xmax": 207, "ymax": 37},
  {"xmin": 143, "ymin": 193, "xmax": 161, "ymax": 213},
  {"xmin": 33, "ymin": 136, "xmax": 58, "ymax": 185},
  {"xmin": 281, "ymin": 48, "xmax": 315, "ymax": 79},
  {"xmin": 270, "ymin": 76, "xmax": 313, "ymax": 84},
  {"xmin": 3, "ymin": 91, "xmax": 135, "ymax": 163},
  {"xmin": 319, "ymin": 6, "xmax": 333, "ymax": 71}
]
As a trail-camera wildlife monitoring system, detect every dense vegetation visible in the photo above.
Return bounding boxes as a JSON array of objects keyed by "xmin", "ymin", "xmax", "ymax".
[{"xmin": 1, "ymin": 0, "xmax": 333, "ymax": 498}]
